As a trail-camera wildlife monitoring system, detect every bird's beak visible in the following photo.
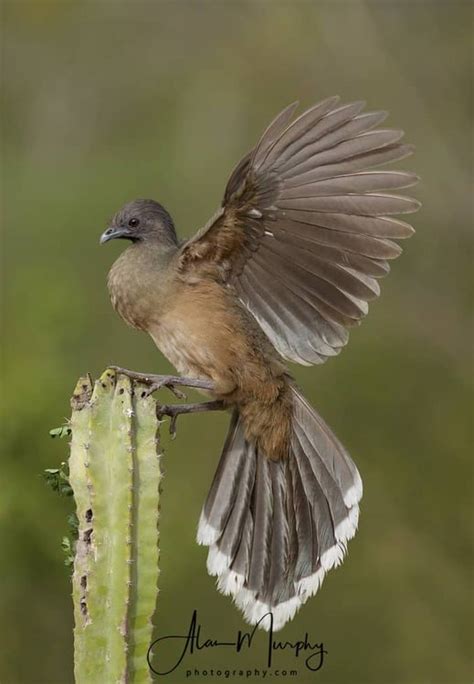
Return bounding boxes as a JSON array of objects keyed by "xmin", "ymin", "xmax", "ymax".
[{"xmin": 100, "ymin": 227, "xmax": 132, "ymax": 244}]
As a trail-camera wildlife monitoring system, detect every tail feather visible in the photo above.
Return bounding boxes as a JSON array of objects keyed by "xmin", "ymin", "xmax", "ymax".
[
  {"xmin": 288, "ymin": 455, "xmax": 314, "ymax": 581},
  {"xmin": 247, "ymin": 451, "xmax": 273, "ymax": 593},
  {"xmin": 207, "ymin": 440, "xmax": 256, "ymax": 576},
  {"xmin": 292, "ymin": 434, "xmax": 335, "ymax": 573},
  {"xmin": 267, "ymin": 460, "xmax": 291, "ymax": 603},
  {"xmin": 294, "ymin": 393, "xmax": 362, "ymax": 507},
  {"xmin": 197, "ymin": 412, "xmax": 246, "ymax": 545},
  {"xmin": 197, "ymin": 385, "xmax": 363, "ymax": 631},
  {"xmin": 217, "ymin": 506, "xmax": 253, "ymax": 597}
]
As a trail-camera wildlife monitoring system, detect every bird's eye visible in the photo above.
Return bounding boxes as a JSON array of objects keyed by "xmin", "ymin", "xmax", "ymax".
[{"xmin": 128, "ymin": 218, "xmax": 139, "ymax": 228}]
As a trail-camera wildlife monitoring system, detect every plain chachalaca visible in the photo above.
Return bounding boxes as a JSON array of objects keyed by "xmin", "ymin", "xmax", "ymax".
[{"xmin": 100, "ymin": 97, "xmax": 420, "ymax": 631}]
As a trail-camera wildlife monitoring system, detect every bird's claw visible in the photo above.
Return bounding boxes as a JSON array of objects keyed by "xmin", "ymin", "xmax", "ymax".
[
  {"xmin": 169, "ymin": 415, "xmax": 178, "ymax": 439},
  {"xmin": 157, "ymin": 404, "xmax": 179, "ymax": 439}
]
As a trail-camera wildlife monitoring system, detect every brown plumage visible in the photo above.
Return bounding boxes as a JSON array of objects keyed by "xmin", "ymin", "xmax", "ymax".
[{"xmin": 102, "ymin": 97, "xmax": 420, "ymax": 630}]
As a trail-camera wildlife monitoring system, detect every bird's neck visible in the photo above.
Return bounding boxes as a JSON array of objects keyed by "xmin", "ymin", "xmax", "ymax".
[{"xmin": 107, "ymin": 241, "xmax": 179, "ymax": 330}]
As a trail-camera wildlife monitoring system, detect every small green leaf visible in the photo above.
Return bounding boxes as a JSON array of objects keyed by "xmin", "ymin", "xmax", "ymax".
[
  {"xmin": 67, "ymin": 512, "xmax": 79, "ymax": 537},
  {"xmin": 49, "ymin": 425, "xmax": 72, "ymax": 439},
  {"xmin": 61, "ymin": 536, "xmax": 75, "ymax": 568},
  {"xmin": 43, "ymin": 461, "xmax": 73, "ymax": 496}
]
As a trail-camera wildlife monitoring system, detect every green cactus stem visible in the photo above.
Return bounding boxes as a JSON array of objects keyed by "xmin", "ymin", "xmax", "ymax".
[{"xmin": 69, "ymin": 369, "xmax": 161, "ymax": 684}]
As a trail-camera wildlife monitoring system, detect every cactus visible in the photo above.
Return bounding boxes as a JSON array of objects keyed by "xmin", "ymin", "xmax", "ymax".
[{"xmin": 68, "ymin": 369, "xmax": 161, "ymax": 684}]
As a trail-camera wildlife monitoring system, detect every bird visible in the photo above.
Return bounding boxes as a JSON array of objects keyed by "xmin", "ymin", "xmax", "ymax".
[{"xmin": 100, "ymin": 96, "xmax": 420, "ymax": 631}]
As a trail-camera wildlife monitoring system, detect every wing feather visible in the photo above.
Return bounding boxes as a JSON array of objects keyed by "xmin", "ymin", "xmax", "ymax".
[{"xmin": 178, "ymin": 98, "xmax": 419, "ymax": 364}]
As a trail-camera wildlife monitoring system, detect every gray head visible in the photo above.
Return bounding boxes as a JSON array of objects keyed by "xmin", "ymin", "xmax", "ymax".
[{"xmin": 100, "ymin": 199, "xmax": 178, "ymax": 246}]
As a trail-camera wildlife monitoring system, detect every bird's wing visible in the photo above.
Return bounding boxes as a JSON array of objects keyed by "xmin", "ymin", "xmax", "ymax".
[{"xmin": 178, "ymin": 97, "xmax": 420, "ymax": 365}]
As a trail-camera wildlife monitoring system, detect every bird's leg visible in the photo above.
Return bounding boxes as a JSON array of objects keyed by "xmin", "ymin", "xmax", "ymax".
[
  {"xmin": 108, "ymin": 366, "xmax": 215, "ymax": 400},
  {"xmin": 109, "ymin": 367, "xmax": 226, "ymax": 436},
  {"xmin": 157, "ymin": 400, "xmax": 226, "ymax": 438}
]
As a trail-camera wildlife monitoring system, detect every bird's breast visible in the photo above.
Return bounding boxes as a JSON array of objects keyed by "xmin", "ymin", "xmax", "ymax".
[
  {"xmin": 149, "ymin": 283, "xmax": 234, "ymax": 382},
  {"xmin": 148, "ymin": 279, "xmax": 264, "ymax": 393},
  {"xmin": 107, "ymin": 248, "xmax": 173, "ymax": 331}
]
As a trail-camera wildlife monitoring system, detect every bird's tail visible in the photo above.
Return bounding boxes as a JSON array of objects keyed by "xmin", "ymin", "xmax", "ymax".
[{"xmin": 196, "ymin": 384, "xmax": 363, "ymax": 631}]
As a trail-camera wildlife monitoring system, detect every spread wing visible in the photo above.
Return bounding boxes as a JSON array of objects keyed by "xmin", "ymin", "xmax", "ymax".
[{"xmin": 178, "ymin": 97, "xmax": 420, "ymax": 365}]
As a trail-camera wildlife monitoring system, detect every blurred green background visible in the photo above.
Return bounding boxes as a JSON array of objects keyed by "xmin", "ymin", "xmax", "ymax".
[{"xmin": 1, "ymin": 1, "xmax": 472, "ymax": 683}]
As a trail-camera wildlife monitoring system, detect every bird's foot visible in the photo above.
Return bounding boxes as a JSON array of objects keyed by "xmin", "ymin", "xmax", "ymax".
[
  {"xmin": 108, "ymin": 366, "xmax": 187, "ymax": 399},
  {"xmin": 141, "ymin": 378, "xmax": 188, "ymax": 400},
  {"xmin": 157, "ymin": 400, "xmax": 226, "ymax": 438},
  {"xmin": 108, "ymin": 366, "xmax": 215, "ymax": 400}
]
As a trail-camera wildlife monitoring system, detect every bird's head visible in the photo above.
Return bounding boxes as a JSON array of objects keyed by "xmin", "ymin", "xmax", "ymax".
[{"xmin": 100, "ymin": 199, "xmax": 178, "ymax": 247}]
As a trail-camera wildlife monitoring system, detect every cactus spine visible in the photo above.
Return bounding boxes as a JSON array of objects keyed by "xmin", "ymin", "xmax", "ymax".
[{"xmin": 69, "ymin": 370, "xmax": 161, "ymax": 683}]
